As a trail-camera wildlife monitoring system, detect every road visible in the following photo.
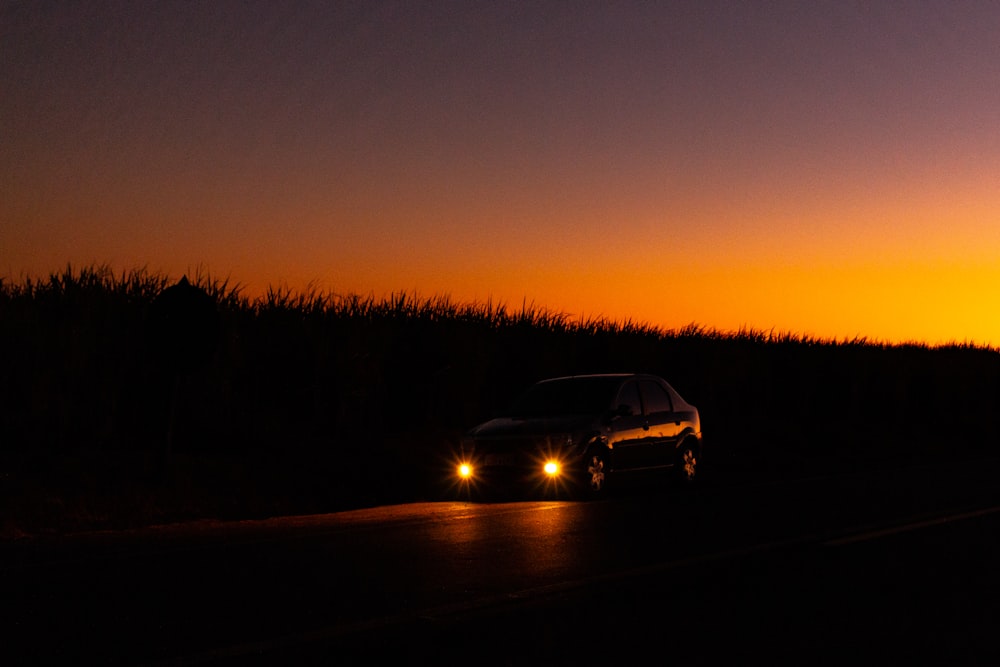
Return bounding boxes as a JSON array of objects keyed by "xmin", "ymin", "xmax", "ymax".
[{"xmin": 5, "ymin": 458, "xmax": 1000, "ymax": 665}]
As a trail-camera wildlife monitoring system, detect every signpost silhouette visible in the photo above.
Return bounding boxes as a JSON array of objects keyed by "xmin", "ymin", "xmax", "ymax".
[{"xmin": 149, "ymin": 276, "xmax": 219, "ymax": 473}]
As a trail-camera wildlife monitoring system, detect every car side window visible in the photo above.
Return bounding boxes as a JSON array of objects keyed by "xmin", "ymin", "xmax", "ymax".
[
  {"xmin": 640, "ymin": 380, "xmax": 674, "ymax": 416},
  {"xmin": 615, "ymin": 381, "xmax": 642, "ymax": 417}
]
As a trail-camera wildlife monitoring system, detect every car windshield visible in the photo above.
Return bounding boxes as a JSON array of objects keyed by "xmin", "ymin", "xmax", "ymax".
[{"xmin": 503, "ymin": 376, "xmax": 623, "ymax": 418}]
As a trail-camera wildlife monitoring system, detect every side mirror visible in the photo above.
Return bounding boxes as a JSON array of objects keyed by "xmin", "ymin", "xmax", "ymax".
[
  {"xmin": 603, "ymin": 405, "xmax": 633, "ymax": 424},
  {"xmin": 615, "ymin": 404, "xmax": 635, "ymax": 418}
]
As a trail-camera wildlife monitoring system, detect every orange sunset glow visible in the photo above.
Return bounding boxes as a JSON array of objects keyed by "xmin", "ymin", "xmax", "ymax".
[{"xmin": 4, "ymin": 2, "xmax": 1000, "ymax": 345}]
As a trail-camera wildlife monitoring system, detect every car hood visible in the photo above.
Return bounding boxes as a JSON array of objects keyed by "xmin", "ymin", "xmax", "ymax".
[{"xmin": 468, "ymin": 415, "xmax": 597, "ymax": 438}]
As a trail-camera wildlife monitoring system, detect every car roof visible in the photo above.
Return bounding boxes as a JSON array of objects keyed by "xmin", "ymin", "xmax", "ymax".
[{"xmin": 538, "ymin": 373, "xmax": 657, "ymax": 383}]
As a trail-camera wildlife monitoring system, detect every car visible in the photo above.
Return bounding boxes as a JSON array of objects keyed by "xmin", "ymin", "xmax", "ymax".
[{"xmin": 455, "ymin": 373, "xmax": 702, "ymax": 497}]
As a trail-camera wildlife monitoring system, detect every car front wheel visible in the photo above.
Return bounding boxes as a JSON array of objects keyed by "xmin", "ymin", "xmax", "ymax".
[{"xmin": 583, "ymin": 451, "xmax": 609, "ymax": 497}]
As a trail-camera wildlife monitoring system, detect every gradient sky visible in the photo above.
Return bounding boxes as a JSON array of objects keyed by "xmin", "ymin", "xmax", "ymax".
[{"xmin": 4, "ymin": 1, "xmax": 1000, "ymax": 344}]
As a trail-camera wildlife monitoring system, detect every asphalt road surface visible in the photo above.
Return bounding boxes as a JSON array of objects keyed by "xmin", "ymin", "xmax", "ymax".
[{"xmin": 5, "ymin": 458, "xmax": 1000, "ymax": 665}]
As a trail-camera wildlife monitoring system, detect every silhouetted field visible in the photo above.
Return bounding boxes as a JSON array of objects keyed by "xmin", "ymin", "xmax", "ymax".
[{"xmin": 3, "ymin": 265, "xmax": 999, "ymax": 534}]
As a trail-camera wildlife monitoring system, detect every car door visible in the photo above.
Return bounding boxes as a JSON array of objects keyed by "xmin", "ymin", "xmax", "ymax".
[
  {"xmin": 607, "ymin": 380, "xmax": 655, "ymax": 471},
  {"xmin": 639, "ymin": 379, "xmax": 682, "ymax": 467}
]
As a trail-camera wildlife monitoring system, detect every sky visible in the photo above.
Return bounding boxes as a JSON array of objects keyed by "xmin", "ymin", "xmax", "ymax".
[{"xmin": 4, "ymin": 1, "xmax": 1000, "ymax": 345}]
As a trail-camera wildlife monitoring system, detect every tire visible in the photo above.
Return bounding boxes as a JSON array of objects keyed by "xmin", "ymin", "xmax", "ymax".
[
  {"xmin": 583, "ymin": 450, "xmax": 610, "ymax": 498},
  {"xmin": 675, "ymin": 442, "xmax": 698, "ymax": 483}
]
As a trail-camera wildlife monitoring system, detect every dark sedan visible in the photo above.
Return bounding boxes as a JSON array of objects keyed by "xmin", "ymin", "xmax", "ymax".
[{"xmin": 455, "ymin": 373, "xmax": 702, "ymax": 497}]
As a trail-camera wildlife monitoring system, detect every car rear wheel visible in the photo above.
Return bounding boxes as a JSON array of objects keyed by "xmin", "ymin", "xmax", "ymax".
[{"xmin": 675, "ymin": 443, "xmax": 698, "ymax": 483}]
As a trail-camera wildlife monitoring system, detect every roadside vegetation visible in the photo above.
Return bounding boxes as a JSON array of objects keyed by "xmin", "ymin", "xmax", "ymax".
[{"xmin": 3, "ymin": 264, "xmax": 999, "ymax": 535}]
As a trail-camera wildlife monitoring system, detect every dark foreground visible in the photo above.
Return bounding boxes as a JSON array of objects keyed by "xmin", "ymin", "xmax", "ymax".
[{"xmin": 5, "ymin": 457, "xmax": 1000, "ymax": 665}]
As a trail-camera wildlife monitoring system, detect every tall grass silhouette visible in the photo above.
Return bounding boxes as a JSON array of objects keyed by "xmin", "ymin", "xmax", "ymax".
[{"xmin": 3, "ymin": 264, "xmax": 999, "ymax": 533}]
